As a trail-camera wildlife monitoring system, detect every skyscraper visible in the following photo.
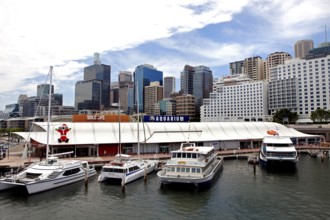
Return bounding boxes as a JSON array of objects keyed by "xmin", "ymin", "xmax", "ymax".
[
  {"xmin": 37, "ymin": 84, "xmax": 54, "ymax": 97},
  {"xmin": 264, "ymin": 52, "xmax": 292, "ymax": 81},
  {"xmin": 75, "ymin": 53, "xmax": 111, "ymax": 110},
  {"xmin": 294, "ymin": 39, "xmax": 314, "ymax": 58},
  {"xmin": 180, "ymin": 65, "xmax": 194, "ymax": 95},
  {"xmin": 133, "ymin": 64, "xmax": 163, "ymax": 113},
  {"xmin": 180, "ymin": 65, "xmax": 213, "ymax": 117},
  {"xmin": 144, "ymin": 81, "xmax": 163, "ymax": 115},
  {"xmin": 193, "ymin": 65, "xmax": 213, "ymax": 116},
  {"xmin": 230, "ymin": 60, "xmax": 244, "ymax": 75},
  {"xmin": 163, "ymin": 76, "xmax": 176, "ymax": 98},
  {"xmin": 243, "ymin": 56, "xmax": 264, "ymax": 80},
  {"xmin": 118, "ymin": 71, "xmax": 133, "ymax": 114}
]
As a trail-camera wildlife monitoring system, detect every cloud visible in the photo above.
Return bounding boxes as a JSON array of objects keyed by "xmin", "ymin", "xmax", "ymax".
[
  {"xmin": 0, "ymin": 0, "xmax": 249, "ymax": 110},
  {"xmin": 0, "ymin": 0, "xmax": 329, "ymax": 111}
]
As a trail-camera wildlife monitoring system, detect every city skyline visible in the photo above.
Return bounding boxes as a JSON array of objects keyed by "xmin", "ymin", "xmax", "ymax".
[{"xmin": 0, "ymin": 0, "xmax": 329, "ymax": 111}]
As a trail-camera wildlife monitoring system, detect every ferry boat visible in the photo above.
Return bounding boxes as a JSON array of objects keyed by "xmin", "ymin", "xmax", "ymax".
[
  {"xmin": 0, "ymin": 154, "xmax": 97, "ymax": 194},
  {"xmin": 97, "ymin": 154, "xmax": 157, "ymax": 185},
  {"xmin": 157, "ymin": 142, "xmax": 223, "ymax": 187},
  {"xmin": 259, "ymin": 130, "xmax": 298, "ymax": 167}
]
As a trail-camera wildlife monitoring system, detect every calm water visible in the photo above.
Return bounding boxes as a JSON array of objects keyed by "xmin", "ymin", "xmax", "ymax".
[{"xmin": 1, "ymin": 154, "xmax": 330, "ymax": 220}]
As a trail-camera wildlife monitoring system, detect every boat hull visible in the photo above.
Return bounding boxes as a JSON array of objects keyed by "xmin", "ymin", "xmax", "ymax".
[
  {"xmin": 259, "ymin": 151, "xmax": 298, "ymax": 168},
  {"xmin": 0, "ymin": 169, "xmax": 97, "ymax": 194},
  {"xmin": 157, "ymin": 157, "xmax": 223, "ymax": 188}
]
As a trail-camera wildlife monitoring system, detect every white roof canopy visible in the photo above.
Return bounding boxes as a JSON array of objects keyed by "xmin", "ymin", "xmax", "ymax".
[{"xmin": 14, "ymin": 122, "xmax": 319, "ymax": 146}]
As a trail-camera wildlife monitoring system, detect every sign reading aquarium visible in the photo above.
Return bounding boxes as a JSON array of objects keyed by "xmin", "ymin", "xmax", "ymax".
[{"xmin": 143, "ymin": 115, "xmax": 189, "ymax": 122}]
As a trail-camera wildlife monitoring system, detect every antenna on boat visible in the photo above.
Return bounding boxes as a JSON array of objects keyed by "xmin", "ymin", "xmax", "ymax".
[{"xmin": 46, "ymin": 66, "xmax": 53, "ymax": 160}]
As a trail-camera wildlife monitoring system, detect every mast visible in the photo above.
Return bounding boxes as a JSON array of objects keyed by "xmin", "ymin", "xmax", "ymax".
[
  {"xmin": 118, "ymin": 99, "xmax": 121, "ymax": 158},
  {"xmin": 46, "ymin": 66, "xmax": 53, "ymax": 160},
  {"xmin": 136, "ymin": 85, "xmax": 140, "ymax": 157}
]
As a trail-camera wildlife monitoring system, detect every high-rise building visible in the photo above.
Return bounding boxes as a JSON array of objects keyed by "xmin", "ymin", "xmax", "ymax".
[
  {"xmin": 110, "ymin": 81, "xmax": 119, "ymax": 107},
  {"xmin": 264, "ymin": 52, "xmax": 292, "ymax": 81},
  {"xmin": 243, "ymin": 56, "xmax": 264, "ymax": 80},
  {"xmin": 163, "ymin": 76, "xmax": 176, "ymax": 98},
  {"xmin": 269, "ymin": 54, "xmax": 330, "ymax": 122},
  {"xmin": 180, "ymin": 65, "xmax": 194, "ymax": 95},
  {"xmin": 155, "ymin": 99, "xmax": 176, "ymax": 116},
  {"xmin": 294, "ymin": 39, "xmax": 314, "ymax": 58},
  {"xmin": 230, "ymin": 60, "xmax": 244, "ymax": 75},
  {"xmin": 133, "ymin": 64, "xmax": 163, "ymax": 113},
  {"xmin": 37, "ymin": 84, "xmax": 54, "ymax": 97},
  {"xmin": 201, "ymin": 74, "xmax": 269, "ymax": 122},
  {"xmin": 144, "ymin": 81, "xmax": 163, "ymax": 115},
  {"xmin": 180, "ymin": 65, "xmax": 213, "ymax": 117},
  {"xmin": 75, "ymin": 53, "xmax": 111, "ymax": 110},
  {"xmin": 118, "ymin": 71, "xmax": 133, "ymax": 113},
  {"xmin": 75, "ymin": 80, "xmax": 102, "ymax": 110},
  {"xmin": 193, "ymin": 65, "xmax": 213, "ymax": 116},
  {"xmin": 306, "ymin": 41, "xmax": 330, "ymax": 59},
  {"xmin": 176, "ymin": 94, "xmax": 195, "ymax": 118}
]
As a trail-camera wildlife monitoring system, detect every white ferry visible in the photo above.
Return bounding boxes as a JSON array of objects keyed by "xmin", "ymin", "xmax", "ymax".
[
  {"xmin": 259, "ymin": 130, "xmax": 298, "ymax": 167},
  {"xmin": 157, "ymin": 142, "xmax": 223, "ymax": 187},
  {"xmin": 98, "ymin": 154, "xmax": 157, "ymax": 185}
]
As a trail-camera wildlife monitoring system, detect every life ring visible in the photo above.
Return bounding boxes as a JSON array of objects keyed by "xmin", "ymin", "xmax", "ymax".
[{"xmin": 267, "ymin": 130, "xmax": 278, "ymax": 136}]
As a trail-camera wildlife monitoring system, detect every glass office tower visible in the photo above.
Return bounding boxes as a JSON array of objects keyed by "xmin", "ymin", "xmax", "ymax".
[{"xmin": 133, "ymin": 64, "xmax": 163, "ymax": 113}]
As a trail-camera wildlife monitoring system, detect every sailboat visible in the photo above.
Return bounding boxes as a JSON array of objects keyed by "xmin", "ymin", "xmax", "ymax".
[
  {"xmin": 97, "ymin": 92, "xmax": 157, "ymax": 185},
  {"xmin": 0, "ymin": 66, "xmax": 97, "ymax": 194}
]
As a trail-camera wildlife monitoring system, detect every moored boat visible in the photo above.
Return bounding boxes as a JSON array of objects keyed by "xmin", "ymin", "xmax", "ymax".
[
  {"xmin": 0, "ymin": 153, "xmax": 96, "ymax": 194},
  {"xmin": 157, "ymin": 142, "xmax": 223, "ymax": 188},
  {"xmin": 0, "ymin": 67, "xmax": 97, "ymax": 194},
  {"xmin": 97, "ymin": 154, "xmax": 157, "ymax": 185},
  {"xmin": 259, "ymin": 130, "xmax": 298, "ymax": 167}
]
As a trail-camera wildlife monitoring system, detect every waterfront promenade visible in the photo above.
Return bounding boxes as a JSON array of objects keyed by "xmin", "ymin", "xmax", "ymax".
[{"xmin": 1, "ymin": 144, "xmax": 329, "ymax": 171}]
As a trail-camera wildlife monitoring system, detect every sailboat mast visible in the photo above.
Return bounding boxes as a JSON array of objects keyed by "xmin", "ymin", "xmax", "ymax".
[
  {"xmin": 46, "ymin": 66, "xmax": 53, "ymax": 159},
  {"xmin": 136, "ymin": 85, "xmax": 140, "ymax": 157},
  {"xmin": 118, "ymin": 99, "xmax": 121, "ymax": 157}
]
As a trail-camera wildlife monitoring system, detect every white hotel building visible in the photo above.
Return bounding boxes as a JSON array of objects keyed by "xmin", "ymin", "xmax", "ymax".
[
  {"xmin": 269, "ymin": 54, "xmax": 330, "ymax": 123},
  {"xmin": 201, "ymin": 74, "xmax": 269, "ymax": 122}
]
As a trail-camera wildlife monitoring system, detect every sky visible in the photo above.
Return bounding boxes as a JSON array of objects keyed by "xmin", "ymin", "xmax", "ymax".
[{"xmin": 0, "ymin": 0, "xmax": 329, "ymax": 111}]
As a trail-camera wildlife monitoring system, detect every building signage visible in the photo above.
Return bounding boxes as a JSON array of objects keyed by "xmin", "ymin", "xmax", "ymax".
[
  {"xmin": 143, "ymin": 115, "xmax": 189, "ymax": 122},
  {"xmin": 87, "ymin": 114, "xmax": 105, "ymax": 121}
]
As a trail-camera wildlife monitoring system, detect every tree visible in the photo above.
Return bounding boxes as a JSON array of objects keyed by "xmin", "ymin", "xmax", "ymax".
[
  {"xmin": 310, "ymin": 108, "xmax": 330, "ymax": 123},
  {"xmin": 272, "ymin": 109, "xmax": 298, "ymax": 124}
]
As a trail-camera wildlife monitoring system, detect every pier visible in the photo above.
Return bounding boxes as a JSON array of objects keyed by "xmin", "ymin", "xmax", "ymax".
[{"xmin": 1, "ymin": 145, "xmax": 330, "ymax": 174}]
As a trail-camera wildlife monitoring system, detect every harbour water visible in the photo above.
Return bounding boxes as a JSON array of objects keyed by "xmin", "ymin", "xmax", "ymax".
[{"xmin": 1, "ymin": 154, "xmax": 330, "ymax": 220}]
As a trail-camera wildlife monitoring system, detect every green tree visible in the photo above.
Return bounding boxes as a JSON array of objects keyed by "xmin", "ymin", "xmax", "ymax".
[
  {"xmin": 310, "ymin": 108, "xmax": 330, "ymax": 123},
  {"xmin": 272, "ymin": 109, "xmax": 298, "ymax": 124}
]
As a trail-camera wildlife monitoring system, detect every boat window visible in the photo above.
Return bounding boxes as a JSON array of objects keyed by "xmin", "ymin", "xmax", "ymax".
[
  {"xmin": 26, "ymin": 173, "xmax": 42, "ymax": 179},
  {"xmin": 129, "ymin": 166, "xmax": 140, "ymax": 172},
  {"xmin": 170, "ymin": 167, "xmax": 175, "ymax": 172},
  {"xmin": 196, "ymin": 168, "xmax": 201, "ymax": 173},
  {"xmin": 192, "ymin": 154, "xmax": 197, "ymax": 159},
  {"xmin": 187, "ymin": 153, "xmax": 192, "ymax": 158},
  {"xmin": 177, "ymin": 153, "xmax": 182, "ymax": 158},
  {"xmin": 185, "ymin": 168, "xmax": 190, "ymax": 173},
  {"xmin": 63, "ymin": 168, "xmax": 80, "ymax": 176},
  {"xmin": 180, "ymin": 167, "xmax": 185, "ymax": 172},
  {"xmin": 191, "ymin": 168, "xmax": 196, "ymax": 173},
  {"xmin": 172, "ymin": 153, "xmax": 177, "ymax": 158}
]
